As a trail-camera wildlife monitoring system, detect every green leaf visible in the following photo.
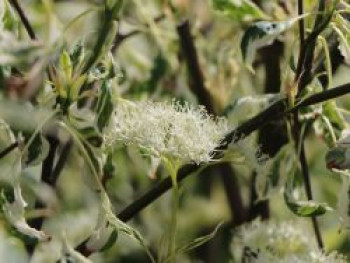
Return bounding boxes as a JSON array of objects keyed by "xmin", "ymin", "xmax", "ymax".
[
  {"xmin": 100, "ymin": 191, "xmax": 155, "ymax": 262},
  {"xmin": 2, "ymin": 1, "xmax": 18, "ymax": 31},
  {"xmin": 60, "ymin": 50, "xmax": 73, "ymax": 82},
  {"xmin": 241, "ymin": 19, "xmax": 297, "ymax": 71},
  {"xmin": 333, "ymin": 170, "xmax": 350, "ymax": 228},
  {"xmin": 96, "ymin": 81, "xmax": 114, "ymax": 131},
  {"xmin": 325, "ymin": 131, "xmax": 350, "ymax": 170},
  {"xmin": 175, "ymin": 222, "xmax": 223, "ymax": 256},
  {"xmin": 70, "ymin": 42, "xmax": 85, "ymax": 69},
  {"xmin": 323, "ymin": 101, "xmax": 346, "ymax": 131},
  {"xmin": 0, "ymin": 0, "xmax": 4, "ymax": 30},
  {"xmin": 285, "ymin": 198, "xmax": 332, "ymax": 217},
  {"xmin": 105, "ymin": 0, "xmax": 124, "ymax": 19},
  {"xmin": 284, "ymin": 174, "xmax": 332, "ymax": 217},
  {"xmin": 212, "ymin": 0, "xmax": 267, "ymax": 21},
  {"xmin": 24, "ymin": 134, "xmax": 49, "ymax": 167}
]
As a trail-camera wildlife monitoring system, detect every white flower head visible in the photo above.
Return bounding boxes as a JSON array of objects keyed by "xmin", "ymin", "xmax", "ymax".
[
  {"xmin": 104, "ymin": 99, "xmax": 230, "ymax": 165},
  {"xmin": 232, "ymin": 219, "xmax": 316, "ymax": 262}
]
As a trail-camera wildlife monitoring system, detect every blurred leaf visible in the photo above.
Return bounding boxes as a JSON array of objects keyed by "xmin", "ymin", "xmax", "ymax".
[
  {"xmin": 284, "ymin": 173, "xmax": 332, "ymax": 217},
  {"xmin": 69, "ymin": 74, "xmax": 87, "ymax": 102},
  {"xmin": 70, "ymin": 41, "xmax": 85, "ymax": 69},
  {"xmin": 175, "ymin": 222, "xmax": 223, "ymax": 255},
  {"xmin": 24, "ymin": 134, "xmax": 49, "ymax": 167},
  {"xmin": 85, "ymin": 199, "xmax": 118, "ymax": 253},
  {"xmin": 101, "ymin": 191, "xmax": 155, "ymax": 262},
  {"xmin": 2, "ymin": 0, "xmax": 18, "ymax": 31},
  {"xmin": 131, "ymin": 54, "xmax": 168, "ymax": 96},
  {"xmin": 333, "ymin": 170, "xmax": 350, "ymax": 228},
  {"xmin": 284, "ymin": 198, "xmax": 332, "ymax": 217},
  {"xmin": 2, "ymin": 197, "xmax": 49, "ymax": 241},
  {"xmin": 325, "ymin": 131, "xmax": 350, "ymax": 170},
  {"xmin": 106, "ymin": 0, "xmax": 124, "ymax": 19},
  {"xmin": 241, "ymin": 19, "xmax": 296, "ymax": 71},
  {"xmin": 323, "ymin": 101, "xmax": 346, "ymax": 131},
  {"xmin": 96, "ymin": 81, "xmax": 114, "ymax": 131},
  {"xmin": 0, "ymin": 32, "xmax": 43, "ymax": 68},
  {"xmin": 212, "ymin": 0, "xmax": 266, "ymax": 21},
  {"xmin": 59, "ymin": 51, "xmax": 73, "ymax": 82}
]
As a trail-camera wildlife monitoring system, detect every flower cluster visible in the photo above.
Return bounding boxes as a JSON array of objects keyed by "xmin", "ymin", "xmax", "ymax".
[
  {"xmin": 231, "ymin": 219, "xmax": 346, "ymax": 263},
  {"xmin": 104, "ymin": 99, "xmax": 230, "ymax": 165}
]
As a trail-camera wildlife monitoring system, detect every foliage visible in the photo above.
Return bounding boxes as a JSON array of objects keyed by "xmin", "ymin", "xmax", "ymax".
[{"xmin": 0, "ymin": 0, "xmax": 349, "ymax": 262}]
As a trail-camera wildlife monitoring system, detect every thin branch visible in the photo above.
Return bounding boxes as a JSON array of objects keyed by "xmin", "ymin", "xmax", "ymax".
[
  {"xmin": 298, "ymin": 0, "xmax": 305, "ymax": 45},
  {"xmin": 8, "ymin": 0, "xmax": 36, "ymax": 40},
  {"xmin": 295, "ymin": 0, "xmax": 329, "ymax": 89},
  {"xmin": 176, "ymin": 20, "xmax": 247, "ymax": 226},
  {"xmin": 176, "ymin": 20, "xmax": 215, "ymax": 114},
  {"xmin": 117, "ymin": 82, "xmax": 350, "ymax": 222},
  {"xmin": 41, "ymin": 136, "xmax": 59, "ymax": 186},
  {"xmin": 290, "ymin": 83, "xmax": 350, "ymax": 112},
  {"xmin": 0, "ymin": 141, "xmax": 19, "ymax": 159},
  {"xmin": 112, "ymin": 14, "xmax": 166, "ymax": 52},
  {"xmin": 292, "ymin": 0, "xmax": 325, "ymax": 250}
]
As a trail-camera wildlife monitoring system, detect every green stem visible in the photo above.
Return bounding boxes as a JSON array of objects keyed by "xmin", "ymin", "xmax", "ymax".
[
  {"xmin": 168, "ymin": 184, "xmax": 179, "ymax": 263},
  {"xmin": 163, "ymin": 158, "xmax": 180, "ymax": 263}
]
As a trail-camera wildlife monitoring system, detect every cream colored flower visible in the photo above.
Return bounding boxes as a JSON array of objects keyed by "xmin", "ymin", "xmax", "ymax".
[{"xmin": 104, "ymin": 99, "xmax": 229, "ymax": 165}]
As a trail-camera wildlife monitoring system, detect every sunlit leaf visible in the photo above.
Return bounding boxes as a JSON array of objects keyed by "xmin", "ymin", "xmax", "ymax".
[
  {"xmin": 2, "ymin": 198, "xmax": 50, "ymax": 241},
  {"xmin": 241, "ymin": 19, "xmax": 298, "ymax": 71},
  {"xmin": 212, "ymin": 0, "xmax": 267, "ymax": 21}
]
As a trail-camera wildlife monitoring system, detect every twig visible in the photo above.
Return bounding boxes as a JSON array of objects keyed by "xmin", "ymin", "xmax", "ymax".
[
  {"xmin": 50, "ymin": 141, "xmax": 72, "ymax": 186},
  {"xmin": 41, "ymin": 136, "xmax": 60, "ymax": 186},
  {"xmin": 8, "ymin": 0, "xmax": 36, "ymax": 40},
  {"xmin": 176, "ymin": 20, "xmax": 247, "ymax": 225},
  {"xmin": 250, "ymin": 41, "xmax": 286, "ymax": 220},
  {"xmin": 0, "ymin": 141, "xmax": 19, "ymax": 159},
  {"xmin": 292, "ymin": 0, "xmax": 325, "ymax": 250},
  {"xmin": 177, "ymin": 20, "xmax": 215, "ymax": 114},
  {"xmin": 117, "ymin": 82, "xmax": 350, "ymax": 222},
  {"xmin": 112, "ymin": 14, "xmax": 166, "ymax": 52}
]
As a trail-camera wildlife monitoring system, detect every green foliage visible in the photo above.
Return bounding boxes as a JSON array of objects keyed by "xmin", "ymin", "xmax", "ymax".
[
  {"xmin": 212, "ymin": 0, "xmax": 266, "ymax": 21},
  {"xmin": 0, "ymin": 0, "xmax": 350, "ymax": 262}
]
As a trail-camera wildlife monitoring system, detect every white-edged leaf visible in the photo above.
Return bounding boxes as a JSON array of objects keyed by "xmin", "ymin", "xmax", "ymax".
[
  {"xmin": 326, "ymin": 130, "xmax": 350, "ymax": 170},
  {"xmin": 212, "ymin": 0, "xmax": 267, "ymax": 21},
  {"xmin": 3, "ymin": 199, "xmax": 50, "ymax": 241},
  {"xmin": 336, "ymin": 171, "xmax": 350, "ymax": 228},
  {"xmin": 61, "ymin": 233, "xmax": 92, "ymax": 263},
  {"xmin": 284, "ymin": 176, "xmax": 332, "ymax": 217},
  {"xmin": 241, "ymin": 19, "xmax": 298, "ymax": 71},
  {"xmin": 100, "ymin": 191, "xmax": 155, "ymax": 262}
]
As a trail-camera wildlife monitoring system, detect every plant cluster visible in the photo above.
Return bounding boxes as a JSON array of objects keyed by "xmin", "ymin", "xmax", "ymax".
[{"xmin": 0, "ymin": 0, "xmax": 349, "ymax": 262}]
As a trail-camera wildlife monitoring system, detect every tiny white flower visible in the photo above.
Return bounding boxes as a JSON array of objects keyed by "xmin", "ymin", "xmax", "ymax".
[
  {"xmin": 231, "ymin": 219, "xmax": 347, "ymax": 263},
  {"xmin": 104, "ymin": 99, "xmax": 230, "ymax": 165}
]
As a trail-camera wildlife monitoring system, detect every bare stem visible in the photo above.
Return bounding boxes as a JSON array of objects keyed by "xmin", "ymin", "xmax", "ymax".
[
  {"xmin": 293, "ymin": 0, "xmax": 324, "ymax": 250},
  {"xmin": 0, "ymin": 142, "xmax": 19, "ymax": 159},
  {"xmin": 9, "ymin": 0, "xmax": 36, "ymax": 40}
]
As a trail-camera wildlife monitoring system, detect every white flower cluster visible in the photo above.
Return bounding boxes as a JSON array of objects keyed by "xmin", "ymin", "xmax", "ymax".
[
  {"xmin": 104, "ymin": 99, "xmax": 230, "ymax": 164},
  {"xmin": 231, "ymin": 219, "xmax": 346, "ymax": 263},
  {"xmin": 253, "ymin": 250, "xmax": 347, "ymax": 263}
]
